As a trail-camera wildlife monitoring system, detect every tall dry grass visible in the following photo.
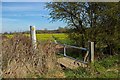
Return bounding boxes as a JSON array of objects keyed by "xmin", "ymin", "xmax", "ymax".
[{"xmin": 2, "ymin": 34, "xmax": 64, "ymax": 78}]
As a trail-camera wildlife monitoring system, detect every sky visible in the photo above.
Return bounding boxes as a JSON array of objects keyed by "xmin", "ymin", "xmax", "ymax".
[
  {"xmin": 1, "ymin": 0, "xmax": 118, "ymax": 33},
  {"xmin": 2, "ymin": 2, "xmax": 67, "ymax": 33}
]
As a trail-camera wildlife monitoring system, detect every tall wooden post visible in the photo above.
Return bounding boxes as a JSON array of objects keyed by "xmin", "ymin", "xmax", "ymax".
[
  {"xmin": 30, "ymin": 26, "xmax": 37, "ymax": 49},
  {"xmin": 88, "ymin": 41, "xmax": 94, "ymax": 63},
  {"xmin": 91, "ymin": 42, "xmax": 94, "ymax": 63},
  {"xmin": 64, "ymin": 44, "xmax": 67, "ymax": 56}
]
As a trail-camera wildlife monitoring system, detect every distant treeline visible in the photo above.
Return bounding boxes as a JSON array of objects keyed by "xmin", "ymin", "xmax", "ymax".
[{"xmin": 3, "ymin": 27, "xmax": 67, "ymax": 34}]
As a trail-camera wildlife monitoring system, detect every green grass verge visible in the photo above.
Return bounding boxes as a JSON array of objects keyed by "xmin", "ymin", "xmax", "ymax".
[{"xmin": 64, "ymin": 55, "xmax": 119, "ymax": 78}]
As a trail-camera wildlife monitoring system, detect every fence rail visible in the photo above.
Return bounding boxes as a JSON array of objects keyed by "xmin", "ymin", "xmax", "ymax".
[
  {"xmin": 52, "ymin": 38, "xmax": 90, "ymax": 62},
  {"xmin": 53, "ymin": 39, "xmax": 88, "ymax": 50},
  {"xmin": 52, "ymin": 37, "xmax": 94, "ymax": 63},
  {"xmin": 30, "ymin": 26, "xmax": 94, "ymax": 63}
]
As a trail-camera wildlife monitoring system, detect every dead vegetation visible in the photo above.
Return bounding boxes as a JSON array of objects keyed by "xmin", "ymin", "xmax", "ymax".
[{"xmin": 2, "ymin": 34, "xmax": 64, "ymax": 78}]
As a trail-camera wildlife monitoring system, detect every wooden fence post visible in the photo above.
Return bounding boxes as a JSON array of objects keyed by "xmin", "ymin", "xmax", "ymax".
[
  {"xmin": 30, "ymin": 25, "xmax": 37, "ymax": 49},
  {"xmin": 64, "ymin": 44, "xmax": 67, "ymax": 56},
  {"xmin": 91, "ymin": 42, "xmax": 94, "ymax": 63},
  {"xmin": 88, "ymin": 41, "xmax": 95, "ymax": 63}
]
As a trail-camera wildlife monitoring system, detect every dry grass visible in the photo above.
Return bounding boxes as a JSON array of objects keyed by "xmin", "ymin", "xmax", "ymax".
[{"xmin": 2, "ymin": 34, "xmax": 64, "ymax": 78}]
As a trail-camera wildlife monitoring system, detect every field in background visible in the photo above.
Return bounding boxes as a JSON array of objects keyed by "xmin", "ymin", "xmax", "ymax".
[
  {"xmin": 2, "ymin": 33, "xmax": 119, "ymax": 78},
  {"xmin": 4, "ymin": 33, "xmax": 74, "ymax": 45},
  {"xmin": 5, "ymin": 33, "xmax": 67, "ymax": 41},
  {"xmin": 36, "ymin": 33, "xmax": 67, "ymax": 41}
]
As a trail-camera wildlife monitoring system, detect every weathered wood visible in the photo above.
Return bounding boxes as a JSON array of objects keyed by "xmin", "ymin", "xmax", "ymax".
[
  {"xmin": 91, "ymin": 42, "xmax": 94, "ymax": 63},
  {"xmin": 63, "ymin": 45, "xmax": 67, "ymax": 56},
  {"xmin": 88, "ymin": 41, "xmax": 95, "ymax": 63},
  {"xmin": 84, "ymin": 50, "xmax": 89, "ymax": 62},
  {"xmin": 53, "ymin": 40, "xmax": 88, "ymax": 51},
  {"xmin": 30, "ymin": 26, "xmax": 37, "ymax": 49},
  {"xmin": 57, "ymin": 57, "xmax": 88, "ymax": 69}
]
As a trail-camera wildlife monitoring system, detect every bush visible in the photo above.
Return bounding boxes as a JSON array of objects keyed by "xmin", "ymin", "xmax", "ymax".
[{"xmin": 2, "ymin": 34, "xmax": 63, "ymax": 78}]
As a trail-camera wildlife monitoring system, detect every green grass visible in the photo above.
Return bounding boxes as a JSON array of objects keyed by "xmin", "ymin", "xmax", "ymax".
[
  {"xmin": 4, "ymin": 33, "xmax": 68, "ymax": 41},
  {"xmin": 36, "ymin": 33, "xmax": 67, "ymax": 41},
  {"xmin": 5, "ymin": 34, "xmax": 13, "ymax": 38},
  {"xmin": 4, "ymin": 33, "xmax": 75, "ymax": 45},
  {"xmin": 64, "ymin": 55, "xmax": 119, "ymax": 78}
]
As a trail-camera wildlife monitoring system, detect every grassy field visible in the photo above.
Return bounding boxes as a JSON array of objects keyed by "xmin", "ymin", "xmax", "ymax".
[
  {"xmin": 4, "ymin": 33, "xmax": 74, "ymax": 44},
  {"xmin": 4, "ymin": 34, "xmax": 13, "ymax": 38},
  {"xmin": 5, "ymin": 33, "xmax": 67, "ymax": 40},
  {"xmin": 35, "ymin": 33, "xmax": 67, "ymax": 41}
]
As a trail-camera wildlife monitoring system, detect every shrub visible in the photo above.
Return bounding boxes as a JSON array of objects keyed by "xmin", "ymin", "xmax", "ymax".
[{"xmin": 2, "ymin": 34, "xmax": 63, "ymax": 78}]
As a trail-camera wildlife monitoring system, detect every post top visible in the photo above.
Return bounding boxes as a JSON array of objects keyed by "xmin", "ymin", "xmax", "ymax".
[{"xmin": 30, "ymin": 25, "xmax": 35, "ymax": 27}]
